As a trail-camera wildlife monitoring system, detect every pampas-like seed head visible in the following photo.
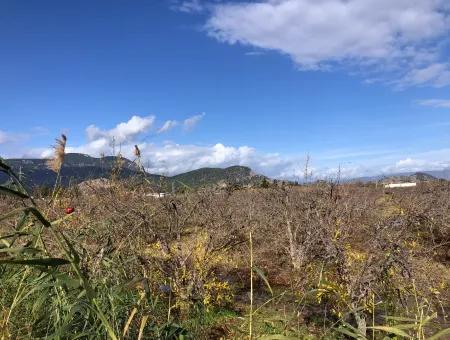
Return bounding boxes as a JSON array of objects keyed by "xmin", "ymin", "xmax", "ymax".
[
  {"xmin": 46, "ymin": 134, "xmax": 67, "ymax": 173},
  {"xmin": 134, "ymin": 145, "xmax": 141, "ymax": 158}
]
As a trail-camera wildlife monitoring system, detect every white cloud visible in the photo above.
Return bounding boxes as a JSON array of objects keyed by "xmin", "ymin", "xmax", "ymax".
[
  {"xmin": 175, "ymin": 0, "xmax": 204, "ymax": 13},
  {"xmin": 158, "ymin": 120, "xmax": 178, "ymax": 133},
  {"xmin": 394, "ymin": 63, "xmax": 450, "ymax": 88},
  {"xmin": 205, "ymin": 0, "xmax": 450, "ymax": 87},
  {"xmin": 381, "ymin": 148, "xmax": 450, "ymax": 173},
  {"xmin": 142, "ymin": 143, "xmax": 258, "ymax": 175},
  {"xmin": 0, "ymin": 130, "xmax": 10, "ymax": 144},
  {"xmin": 244, "ymin": 51, "xmax": 265, "ymax": 56},
  {"xmin": 397, "ymin": 158, "xmax": 425, "ymax": 168},
  {"xmin": 86, "ymin": 115, "xmax": 155, "ymax": 143},
  {"xmin": 0, "ymin": 130, "xmax": 27, "ymax": 145},
  {"xmin": 22, "ymin": 139, "xmax": 450, "ymax": 179},
  {"xmin": 5, "ymin": 115, "xmax": 450, "ymax": 180},
  {"xmin": 21, "ymin": 116, "xmax": 298, "ymax": 177},
  {"xmin": 0, "ymin": 130, "xmax": 37, "ymax": 158},
  {"xmin": 384, "ymin": 157, "xmax": 449, "ymax": 173},
  {"xmin": 315, "ymin": 165, "xmax": 367, "ymax": 180},
  {"xmin": 418, "ymin": 98, "xmax": 450, "ymax": 108},
  {"xmin": 183, "ymin": 112, "xmax": 205, "ymax": 131},
  {"xmin": 139, "ymin": 143, "xmax": 312, "ymax": 178}
]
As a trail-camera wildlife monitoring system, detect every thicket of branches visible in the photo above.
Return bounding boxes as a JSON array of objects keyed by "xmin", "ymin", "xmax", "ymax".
[{"xmin": 1, "ymin": 155, "xmax": 449, "ymax": 339}]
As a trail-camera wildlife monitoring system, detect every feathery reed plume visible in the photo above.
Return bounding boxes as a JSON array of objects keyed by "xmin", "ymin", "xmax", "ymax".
[
  {"xmin": 134, "ymin": 144, "xmax": 146, "ymax": 174},
  {"xmin": 47, "ymin": 134, "xmax": 67, "ymax": 173},
  {"xmin": 134, "ymin": 145, "xmax": 141, "ymax": 158}
]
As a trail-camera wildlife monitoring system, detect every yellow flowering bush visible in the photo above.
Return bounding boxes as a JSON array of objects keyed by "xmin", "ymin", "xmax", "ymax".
[{"xmin": 145, "ymin": 230, "xmax": 233, "ymax": 316}]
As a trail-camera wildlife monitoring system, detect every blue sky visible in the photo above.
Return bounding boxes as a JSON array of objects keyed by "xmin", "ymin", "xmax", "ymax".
[{"xmin": 1, "ymin": 0, "xmax": 450, "ymax": 178}]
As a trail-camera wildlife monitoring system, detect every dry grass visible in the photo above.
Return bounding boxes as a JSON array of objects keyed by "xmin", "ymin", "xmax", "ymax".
[{"xmin": 0, "ymin": 161, "xmax": 449, "ymax": 338}]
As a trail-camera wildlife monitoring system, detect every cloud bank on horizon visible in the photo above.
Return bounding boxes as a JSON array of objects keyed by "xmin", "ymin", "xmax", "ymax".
[{"xmin": 2, "ymin": 114, "xmax": 450, "ymax": 179}]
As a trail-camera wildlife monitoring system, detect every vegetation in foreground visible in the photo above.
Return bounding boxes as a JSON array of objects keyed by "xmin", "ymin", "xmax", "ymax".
[{"xmin": 0, "ymin": 143, "xmax": 449, "ymax": 339}]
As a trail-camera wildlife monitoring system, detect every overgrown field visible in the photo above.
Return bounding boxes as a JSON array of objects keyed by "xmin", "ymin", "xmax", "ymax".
[{"xmin": 1, "ymin": 161, "xmax": 449, "ymax": 338}]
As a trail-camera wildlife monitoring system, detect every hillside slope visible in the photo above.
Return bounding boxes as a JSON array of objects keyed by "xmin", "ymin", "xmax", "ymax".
[
  {"xmin": 3, "ymin": 153, "xmax": 161, "ymax": 187},
  {"xmin": 171, "ymin": 165, "xmax": 266, "ymax": 189},
  {"xmin": 1, "ymin": 154, "xmax": 267, "ymax": 189},
  {"xmin": 380, "ymin": 172, "xmax": 437, "ymax": 184}
]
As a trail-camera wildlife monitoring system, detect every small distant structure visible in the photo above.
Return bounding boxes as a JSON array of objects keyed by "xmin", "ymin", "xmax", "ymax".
[
  {"xmin": 384, "ymin": 182, "xmax": 416, "ymax": 189},
  {"xmin": 146, "ymin": 192, "xmax": 168, "ymax": 198}
]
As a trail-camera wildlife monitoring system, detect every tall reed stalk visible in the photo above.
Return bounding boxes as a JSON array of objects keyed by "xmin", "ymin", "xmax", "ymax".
[
  {"xmin": 249, "ymin": 230, "xmax": 253, "ymax": 340},
  {"xmin": 46, "ymin": 134, "xmax": 67, "ymax": 202}
]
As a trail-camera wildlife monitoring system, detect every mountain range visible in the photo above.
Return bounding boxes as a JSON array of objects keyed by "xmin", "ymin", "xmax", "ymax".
[
  {"xmin": 354, "ymin": 171, "xmax": 446, "ymax": 183},
  {"xmin": 1, "ymin": 153, "xmax": 447, "ymax": 191},
  {"xmin": 1, "ymin": 153, "xmax": 267, "ymax": 190}
]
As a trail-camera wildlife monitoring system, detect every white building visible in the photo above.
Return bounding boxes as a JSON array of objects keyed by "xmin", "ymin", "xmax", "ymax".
[
  {"xmin": 145, "ymin": 192, "xmax": 168, "ymax": 198},
  {"xmin": 384, "ymin": 182, "xmax": 417, "ymax": 189}
]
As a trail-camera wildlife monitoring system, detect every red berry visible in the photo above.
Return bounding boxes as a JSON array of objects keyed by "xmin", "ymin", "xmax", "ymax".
[{"xmin": 65, "ymin": 207, "xmax": 75, "ymax": 214}]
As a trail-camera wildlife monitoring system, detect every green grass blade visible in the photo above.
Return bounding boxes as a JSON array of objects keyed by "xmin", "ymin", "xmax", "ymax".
[
  {"xmin": 335, "ymin": 326, "xmax": 367, "ymax": 339},
  {"xmin": 0, "ymin": 247, "xmax": 41, "ymax": 255},
  {"xmin": 368, "ymin": 326, "xmax": 412, "ymax": 338},
  {"xmin": 92, "ymin": 298, "xmax": 118, "ymax": 340},
  {"xmin": 252, "ymin": 265, "xmax": 273, "ymax": 296},
  {"xmin": 260, "ymin": 335, "xmax": 299, "ymax": 339},
  {"xmin": 0, "ymin": 186, "xmax": 29, "ymax": 199},
  {"xmin": 0, "ymin": 257, "xmax": 70, "ymax": 266},
  {"xmin": 382, "ymin": 315, "xmax": 418, "ymax": 322}
]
